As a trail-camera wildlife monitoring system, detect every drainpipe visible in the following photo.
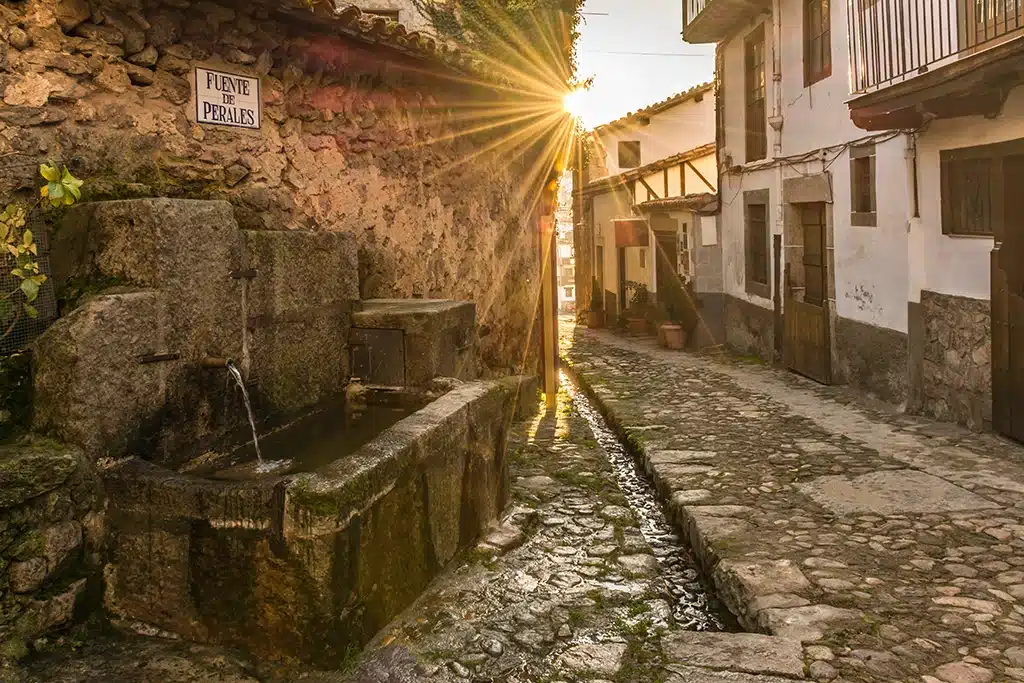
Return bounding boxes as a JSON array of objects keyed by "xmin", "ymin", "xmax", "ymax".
[{"xmin": 770, "ymin": 0, "xmax": 785, "ymax": 241}]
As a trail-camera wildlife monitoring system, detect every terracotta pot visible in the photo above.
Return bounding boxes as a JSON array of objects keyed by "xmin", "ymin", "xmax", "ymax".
[
  {"xmin": 587, "ymin": 310, "xmax": 605, "ymax": 329},
  {"xmin": 660, "ymin": 323, "xmax": 685, "ymax": 350},
  {"xmin": 627, "ymin": 317, "xmax": 647, "ymax": 336}
]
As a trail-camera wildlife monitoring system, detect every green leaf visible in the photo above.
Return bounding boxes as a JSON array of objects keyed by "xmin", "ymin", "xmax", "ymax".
[
  {"xmin": 22, "ymin": 229, "xmax": 32, "ymax": 248},
  {"xmin": 20, "ymin": 279, "xmax": 39, "ymax": 303},
  {"xmin": 10, "ymin": 268, "xmax": 25, "ymax": 279},
  {"xmin": 22, "ymin": 302, "xmax": 37, "ymax": 319},
  {"xmin": 39, "ymin": 163, "xmax": 60, "ymax": 182}
]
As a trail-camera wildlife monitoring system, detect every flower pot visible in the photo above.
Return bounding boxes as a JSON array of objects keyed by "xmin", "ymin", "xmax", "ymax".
[
  {"xmin": 627, "ymin": 317, "xmax": 647, "ymax": 336},
  {"xmin": 660, "ymin": 323, "xmax": 685, "ymax": 350},
  {"xmin": 587, "ymin": 310, "xmax": 605, "ymax": 329}
]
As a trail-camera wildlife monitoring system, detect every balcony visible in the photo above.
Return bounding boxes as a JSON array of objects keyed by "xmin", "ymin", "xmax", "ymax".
[
  {"xmin": 682, "ymin": 0, "xmax": 772, "ymax": 44},
  {"xmin": 848, "ymin": 0, "xmax": 1024, "ymax": 130}
]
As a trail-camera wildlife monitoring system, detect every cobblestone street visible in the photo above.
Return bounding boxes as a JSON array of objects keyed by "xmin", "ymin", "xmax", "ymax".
[{"xmin": 562, "ymin": 322, "xmax": 1024, "ymax": 683}]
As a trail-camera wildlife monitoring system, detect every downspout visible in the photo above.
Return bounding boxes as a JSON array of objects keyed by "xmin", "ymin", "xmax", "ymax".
[{"xmin": 770, "ymin": 0, "xmax": 784, "ymax": 238}]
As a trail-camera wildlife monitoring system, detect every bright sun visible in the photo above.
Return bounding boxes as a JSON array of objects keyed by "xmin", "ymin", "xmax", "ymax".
[{"xmin": 563, "ymin": 89, "xmax": 589, "ymax": 121}]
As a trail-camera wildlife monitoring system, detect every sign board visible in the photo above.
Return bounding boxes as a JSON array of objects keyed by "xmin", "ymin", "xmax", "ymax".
[
  {"xmin": 613, "ymin": 218, "xmax": 649, "ymax": 248},
  {"xmin": 194, "ymin": 67, "xmax": 261, "ymax": 130}
]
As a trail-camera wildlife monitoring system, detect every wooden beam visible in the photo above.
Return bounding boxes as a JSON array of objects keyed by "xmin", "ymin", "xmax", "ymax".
[
  {"xmin": 686, "ymin": 160, "xmax": 716, "ymax": 193},
  {"xmin": 638, "ymin": 176, "xmax": 660, "ymax": 200}
]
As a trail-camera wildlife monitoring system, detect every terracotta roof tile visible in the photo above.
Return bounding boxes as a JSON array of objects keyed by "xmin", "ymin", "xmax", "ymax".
[
  {"xmin": 594, "ymin": 81, "xmax": 714, "ymax": 132},
  {"xmin": 277, "ymin": 1, "xmax": 482, "ymax": 75}
]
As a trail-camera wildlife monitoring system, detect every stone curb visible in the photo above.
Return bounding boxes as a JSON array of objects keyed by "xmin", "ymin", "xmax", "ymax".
[{"xmin": 562, "ymin": 361, "xmax": 863, "ymax": 646}]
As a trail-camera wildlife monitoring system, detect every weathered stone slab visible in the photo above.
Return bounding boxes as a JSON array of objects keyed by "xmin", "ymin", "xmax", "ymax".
[
  {"xmin": 758, "ymin": 604, "xmax": 864, "ymax": 642},
  {"xmin": 664, "ymin": 665, "xmax": 795, "ymax": 683},
  {"xmin": 556, "ymin": 643, "xmax": 627, "ymax": 677},
  {"xmin": 662, "ymin": 632, "xmax": 805, "ymax": 678},
  {"xmin": 649, "ymin": 450, "xmax": 717, "ymax": 465},
  {"xmin": 714, "ymin": 559, "xmax": 811, "ymax": 616},
  {"xmin": 797, "ymin": 469, "xmax": 999, "ymax": 516},
  {"xmin": 0, "ymin": 443, "xmax": 79, "ymax": 508}
]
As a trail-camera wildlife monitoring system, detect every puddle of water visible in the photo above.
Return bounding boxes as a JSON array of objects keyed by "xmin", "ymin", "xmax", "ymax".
[{"xmin": 562, "ymin": 372, "xmax": 732, "ymax": 632}]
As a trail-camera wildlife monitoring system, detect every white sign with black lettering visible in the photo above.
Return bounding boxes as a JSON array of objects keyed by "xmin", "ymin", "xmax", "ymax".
[{"xmin": 195, "ymin": 67, "xmax": 261, "ymax": 130}]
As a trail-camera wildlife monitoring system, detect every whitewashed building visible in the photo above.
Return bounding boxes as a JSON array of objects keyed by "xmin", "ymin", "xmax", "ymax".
[
  {"xmin": 845, "ymin": 0, "xmax": 1024, "ymax": 437},
  {"xmin": 684, "ymin": 0, "xmax": 1024, "ymax": 436},
  {"xmin": 575, "ymin": 84, "xmax": 721, "ymax": 342}
]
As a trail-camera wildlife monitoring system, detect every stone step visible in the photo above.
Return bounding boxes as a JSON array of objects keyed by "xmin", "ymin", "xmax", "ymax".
[{"xmin": 662, "ymin": 631, "xmax": 805, "ymax": 679}]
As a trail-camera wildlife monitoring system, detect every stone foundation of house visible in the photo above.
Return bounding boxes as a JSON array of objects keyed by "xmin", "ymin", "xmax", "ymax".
[
  {"xmin": 724, "ymin": 295, "xmax": 775, "ymax": 362},
  {"xmin": 909, "ymin": 290, "xmax": 991, "ymax": 431},
  {"xmin": 833, "ymin": 315, "xmax": 909, "ymax": 405}
]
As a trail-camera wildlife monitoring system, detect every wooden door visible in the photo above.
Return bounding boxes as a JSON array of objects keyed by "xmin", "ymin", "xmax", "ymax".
[
  {"xmin": 784, "ymin": 203, "xmax": 832, "ymax": 384},
  {"xmin": 654, "ymin": 230, "xmax": 679, "ymax": 299},
  {"xmin": 993, "ymin": 154, "xmax": 1024, "ymax": 442}
]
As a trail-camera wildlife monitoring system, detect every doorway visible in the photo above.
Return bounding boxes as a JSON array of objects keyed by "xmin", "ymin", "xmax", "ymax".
[{"xmin": 784, "ymin": 202, "xmax": 832, "ymax": 384}]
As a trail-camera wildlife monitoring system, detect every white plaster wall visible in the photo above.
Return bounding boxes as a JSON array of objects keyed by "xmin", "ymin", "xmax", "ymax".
[
  {"xmin": 720, "ymin": 168, "xmax": 776, "ymax": 311},
  {"xmin": 717, "ymin": 1, "xmax": 915, "ymax": 334},
  {"xmin": 592, "ymin": 94, "xmax": 715, "ymax": 180},
  {"xmin": 832, "ymin": 137, "xmax": 911, "ymax": 332},
  {"xmin": 685, "ymin": 153, "xmax": 718, "ymax": 193},
  {"xmin": 909, "ymin": 86, "xmax": 1024, "ymax": 302},
  {"xmin": 593, "ymin": 189, "xmax": 635, "ymax": 306},
  {"xmin": 720, "ymin": 17, "xmax": 773, "ymax": 166}
]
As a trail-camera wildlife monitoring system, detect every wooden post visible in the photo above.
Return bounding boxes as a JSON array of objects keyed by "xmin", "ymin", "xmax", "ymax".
[{"xmin": 540, "ymin": 211, "xmax": 559, "ymax": 408}]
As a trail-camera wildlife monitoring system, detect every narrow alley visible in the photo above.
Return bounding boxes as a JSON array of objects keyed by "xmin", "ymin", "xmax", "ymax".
[{"xmin": 561, "ymin": 322, "xmax": 1024, "ymax": 683}]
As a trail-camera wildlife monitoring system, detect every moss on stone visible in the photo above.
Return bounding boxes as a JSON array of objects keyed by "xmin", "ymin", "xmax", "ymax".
[{"xmin": 0, "ymin": 353, "xmax": 32, "ymax": 442}]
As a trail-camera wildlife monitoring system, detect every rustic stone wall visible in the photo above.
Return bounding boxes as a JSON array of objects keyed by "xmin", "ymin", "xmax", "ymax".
[
  {"xmin": 834, "ymin": 315, "xmax": 909, "ymax": 405},
  {"xmin": 0, "ymin": 0, "xmax": 542, "ymax": 377},
  {"xmin": 0, "ymin": 439, "xmax": 103, "ymax": 662},
  {"xmin": 916, "ymin": 290, "xmax": 991, "ymax": 430},
  {"xmin": 724, "ymin": 295, "xmax": 775, "ymax": 362}
]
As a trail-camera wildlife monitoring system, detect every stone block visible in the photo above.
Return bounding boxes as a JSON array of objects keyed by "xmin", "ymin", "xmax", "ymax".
[
  {"xmin": 9, "ymin": 557, "xmax": 48, "ymax": 594},
  {"xmin": 0, "ymin": 441, "xmax": 80, "ymax": 508},
  {"xmin": 714, "ymin": 559, "xmax": 811, "ymax": 623},
  {"xmin": 757, "ymin": 604, "xmax": 863, "ymax": 642},
  {"xmin": 797, "ymin": 470, "xmax": 1000, "ymax": 516},
  {"xmin": 353, "ymin": 300, "xmax": 478, "ymax": 387},
  {"xmin": 662, "ymin": 631, "xmax": 805, "ymax": 678}
]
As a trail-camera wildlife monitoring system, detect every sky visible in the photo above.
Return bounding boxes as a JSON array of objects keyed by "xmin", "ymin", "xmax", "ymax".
[{"xmin": 571, "ymin": 0, "xmax": 716, "ymax": 129}]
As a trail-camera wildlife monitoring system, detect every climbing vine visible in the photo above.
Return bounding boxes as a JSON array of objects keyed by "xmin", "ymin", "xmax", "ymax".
[
  {"xmin": 411, "ymin": 0, "xmax": 584, "ymax": 77},
  {"xmin": 0, "ymin": 163, "xmax": 83, "ymax": 337}
]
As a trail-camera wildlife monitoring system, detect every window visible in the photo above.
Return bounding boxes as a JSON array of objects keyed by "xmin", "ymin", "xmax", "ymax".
[
  {"xmin": 564, "ymin": 286, "xmax": 573, "ymax": 298},
  {"xmin": 619, "ymin": 141, "xmax": 641, "ymax": 169},
  {"xmin": 639, "ymin": 249, "xmax": 647, "ymax": 268},
  {"xmin": 802, "ymin": 203, "xmax": 827, "ymax": 306},
  {"xmin": 850, "ymin": 144, "xmax": 876, "ymax": 226},
  {"xmin": 942, "ymin": 155, "xmax": 994, "ymax": 236},
  {"xmin": 745, "ymin": 26, "xmax": 767, "ymax": 163},
  {"xmin": 745, "ymin": 190, "xmax": 770, "ymax": 298},
  {"xmin": 804, "ymin": 0, "xmax": 832, "ymax": 86}
]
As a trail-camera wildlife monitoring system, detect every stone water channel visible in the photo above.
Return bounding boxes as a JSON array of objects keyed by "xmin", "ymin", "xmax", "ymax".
[
  {"xmin": 561, "ymin": 372, "xmax": 729, "ymax": 632},
  {"xmin": 336, "ymin": 373, "xmax": 731, "ymax": 683}
]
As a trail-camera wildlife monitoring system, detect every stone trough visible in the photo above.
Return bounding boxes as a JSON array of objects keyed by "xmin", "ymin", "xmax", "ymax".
[{"xmin": 102, "ymin": 375, "xmax": 535, "ymax": 664}]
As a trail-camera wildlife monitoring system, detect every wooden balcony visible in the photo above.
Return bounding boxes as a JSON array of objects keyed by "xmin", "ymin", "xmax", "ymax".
[
  {"xmin": 682, "ymin": 0, "xmax": 772, "ymax": 44},
  {"xmin": 848, "ymin": 0, "xmax": 1024, "ymax": 130}
]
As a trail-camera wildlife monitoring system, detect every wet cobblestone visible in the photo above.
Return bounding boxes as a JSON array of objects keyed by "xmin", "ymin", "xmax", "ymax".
[{"xmin": 563, "ymin": 323, "xmax": 1024, "ymax": 683}]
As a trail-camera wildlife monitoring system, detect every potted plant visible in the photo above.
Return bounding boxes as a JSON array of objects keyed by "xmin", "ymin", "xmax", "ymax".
[
  {"xmin": 587, "ymin": 277, "xmax": 604, "ymax": 328},
  {"xmin": 624, "ymin": 281, "xmax": 651, "ymax": 336},
  {"xmin": 659, "ymin": 276, "xmax": 697, "ymax": 350}
]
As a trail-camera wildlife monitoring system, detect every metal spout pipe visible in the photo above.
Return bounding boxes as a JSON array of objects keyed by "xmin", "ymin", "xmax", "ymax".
[{"xmin": 201, "ymin": 357, "xmax": 234, "ymax": 369}]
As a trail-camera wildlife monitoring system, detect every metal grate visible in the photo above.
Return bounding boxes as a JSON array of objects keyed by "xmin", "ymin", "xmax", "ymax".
[
  {"xmin": 0, "ymin": 210, "xmax": 58, "ymax": 356},
  {"xmin": 0, "ymin": 155, "xmax": 63, "ymax": 355}
]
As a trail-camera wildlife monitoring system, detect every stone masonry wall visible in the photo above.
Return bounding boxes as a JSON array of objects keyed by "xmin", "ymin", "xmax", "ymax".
[
  {"xmin": 0, "ymin": 0, "xmax": 542, "ymax": 377},
  {"xmin": 0, "ymin": 439, "xmax": 103, "ymax": 662},
  {"xmin": 917, "ymin": 290, "xmax": 991, "ymax": 431}
]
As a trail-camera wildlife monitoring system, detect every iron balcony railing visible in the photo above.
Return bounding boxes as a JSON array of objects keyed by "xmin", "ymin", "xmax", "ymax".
[
  {"xmin": 849, "ymin": 0, "xmax": 1024, "ymax": 93},
  {"xmin": 685, "ymin": 0, "xmax": 708, "ymax": 26}
]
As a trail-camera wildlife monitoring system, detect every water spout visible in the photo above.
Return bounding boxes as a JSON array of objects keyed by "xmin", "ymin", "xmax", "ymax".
[
  {"xmin": 202, "ymin": 357, "xmax": 233, "ymax": 369},
  {"xmin": 226, "ymin": 360, "xmax": 262, "ymax": 462}
]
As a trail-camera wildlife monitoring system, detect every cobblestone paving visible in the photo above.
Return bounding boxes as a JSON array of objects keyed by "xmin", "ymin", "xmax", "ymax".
[
  {"xmin": 341, "ymin": 383, "xmax": 716, "ymax": 682},
  {"xmin": 562, "ymin": 323, "xmax": 1024, "ymax": 683}
]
